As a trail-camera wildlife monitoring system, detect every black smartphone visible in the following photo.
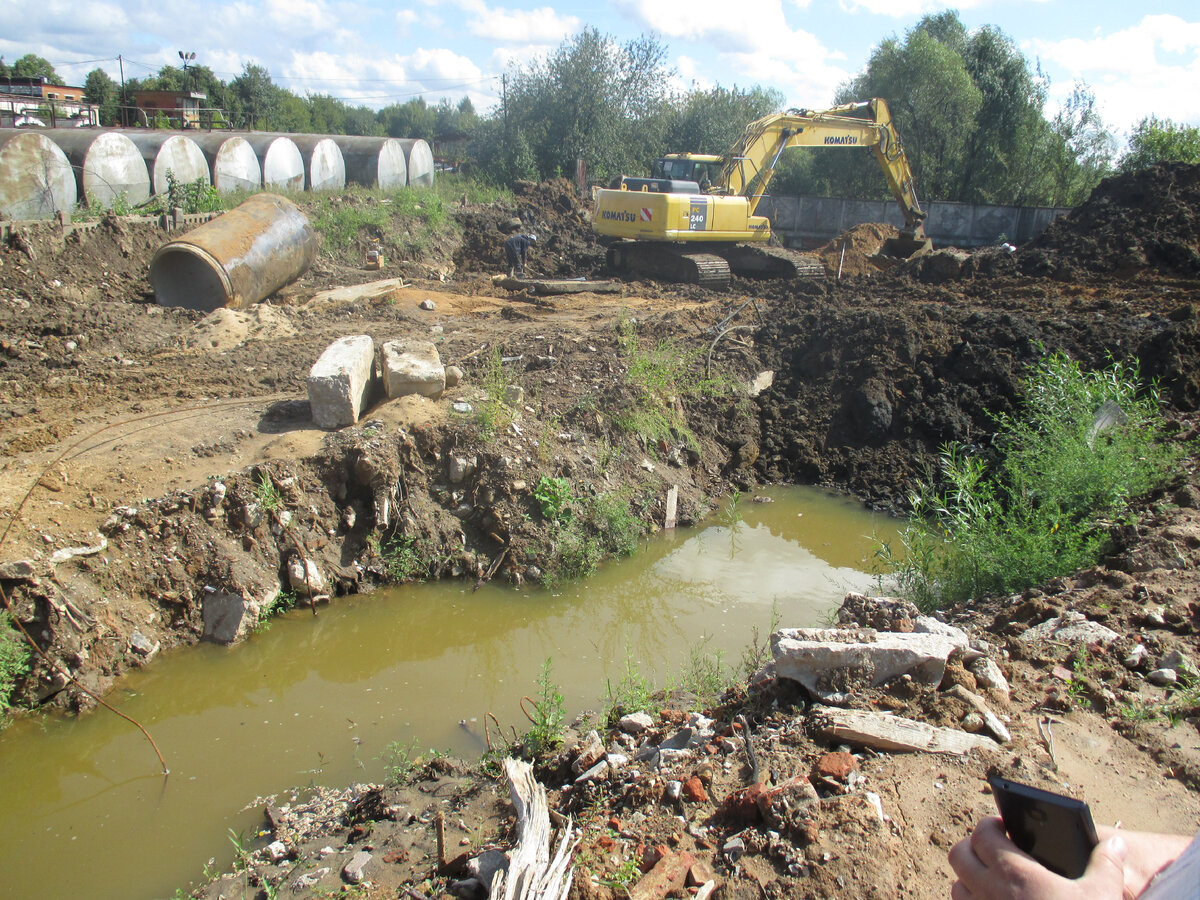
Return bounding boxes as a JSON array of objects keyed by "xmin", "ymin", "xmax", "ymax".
[{"xmin": 987, "ymin": 773, "xmax": 1099, "ymax": 879}]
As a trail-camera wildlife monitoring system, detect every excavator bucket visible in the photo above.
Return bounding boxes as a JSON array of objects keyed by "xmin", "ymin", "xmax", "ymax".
[{"xmin": 874, "ymin": 229, "xmax": 934, "ymax": 268}]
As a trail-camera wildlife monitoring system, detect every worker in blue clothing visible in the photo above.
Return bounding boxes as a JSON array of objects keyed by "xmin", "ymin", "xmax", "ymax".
[{"xmin": 504, "ymin": 232, "xmax": 538, "ymax": 278}]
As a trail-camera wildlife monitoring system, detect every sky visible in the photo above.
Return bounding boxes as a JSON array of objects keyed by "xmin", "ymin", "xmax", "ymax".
[{"xmin": 3, "ymin": 0, "xmax": 1199, "ymax": 141}]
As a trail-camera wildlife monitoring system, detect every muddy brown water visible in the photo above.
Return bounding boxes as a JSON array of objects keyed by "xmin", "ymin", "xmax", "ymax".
[{"xmin": 0, "ymin": 486, "xmax": 902, "ymax": 900}]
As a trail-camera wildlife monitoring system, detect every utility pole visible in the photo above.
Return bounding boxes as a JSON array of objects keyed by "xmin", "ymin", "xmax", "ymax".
[{"xmin": 118, "ymin": 54, "xmax": 127, "ymax": 127}]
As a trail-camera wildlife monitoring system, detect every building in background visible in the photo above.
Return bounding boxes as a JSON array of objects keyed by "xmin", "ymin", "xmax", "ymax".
[
  {"xmin": 0, "ymin": 75, "xmax": 97, "ymax": 127},
  {"xmin": 132, "ymin": 89, "xmax": 207, "ymax": 128}
]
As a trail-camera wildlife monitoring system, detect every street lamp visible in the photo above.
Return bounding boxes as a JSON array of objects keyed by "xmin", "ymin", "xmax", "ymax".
[{"xmin": 178, "ymin": 50, "xmax": 196, "ymax": 70}]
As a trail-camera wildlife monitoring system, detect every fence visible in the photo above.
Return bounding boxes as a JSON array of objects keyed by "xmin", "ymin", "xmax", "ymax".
[{"xmin": 758, "ymin": 194, "xmax": 1072, "ymax": 249}]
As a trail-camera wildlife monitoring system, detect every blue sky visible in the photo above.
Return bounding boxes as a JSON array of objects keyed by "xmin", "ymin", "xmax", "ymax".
[{"xmin": 3, "ymin": 0, "xmax": 1198, "ymax": 139}]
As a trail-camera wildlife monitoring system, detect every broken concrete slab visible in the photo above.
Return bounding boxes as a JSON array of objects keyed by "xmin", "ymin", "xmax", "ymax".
[
  {"xmin": 381, "ymin": 339, "xmax": 445, "ymax": 399},
  {"xmin": 307, "ymin": 335, "xmax": 375, "ymax": 430},
  {"xmin": 1018, "ymin": 610, "xmax": 1120, "ymax": 646},
  {"xmin": 944, "ymin": 684, "xmax": 1011, "ymax": 743},
  {"xmin": 306, "ymin": 278, "xmax": 407, "ymax": 305},
  {"xmin": 771, "ymin": 627, "xmax": 962, "ymax": 700},
  {"xmin": 812, "ymin": 705, "xmax": 1001, "ymax": 755}
]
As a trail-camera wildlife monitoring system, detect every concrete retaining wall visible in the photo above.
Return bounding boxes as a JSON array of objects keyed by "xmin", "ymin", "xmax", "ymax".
[{"xmin": 758, "ymin": 195, "xmax": 1072, "ymax": 249}]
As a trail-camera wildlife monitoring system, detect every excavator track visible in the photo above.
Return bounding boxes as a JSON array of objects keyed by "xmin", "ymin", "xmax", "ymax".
[
  {"xmin": 607, "ymin": 243, "xmax": 732, "ymax": 290},
  {"xmin": 720, "ymin": 244, "xmax": 825, "ymax": 278}
]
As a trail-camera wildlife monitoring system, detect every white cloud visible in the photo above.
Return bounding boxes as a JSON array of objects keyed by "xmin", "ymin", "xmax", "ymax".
[
  {"xmin": 395, "ymin": 8, "xmax": 418, "ymax": 34},
  {"xmin": 834, "ymin": 0, "xmax": 1041, "ymax": 15},
  {"xmin": 458, "ymin": 3, "xmax": 580, "ymax": 44},
  {"xmin": 489, "ymin": 43, "xmax": 552, "ymax": 73},
  {"xmin": 613, "ymin": 0, "xmax": 847, "ymax": 106},
  {"xmin": 1030, "ymin": 14, "xmax": 1200, "ymax": 130}
]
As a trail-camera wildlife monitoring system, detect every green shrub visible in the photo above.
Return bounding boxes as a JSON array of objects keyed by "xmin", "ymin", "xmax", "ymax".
[
  {"xmin": 523, "ymin": 658, "xmax": 565, "ymax": 756},
  {"xmin": 878, "ymin": 352, "xmax": 1182, "ymax": 610},
  {"xmin": 476, "ymin": 347, "xmax": 516, "ymax": 439},
  {"xmin": 604, "ymin": 651, "xmax": 655, "ymax": 725},
  {"xmin": 311, "ymin": 198, "xmax": 390, "ymax": 249},
  {"xmin": 534, "ymin": 476, "xmax": 574, "ymax": 522},
  {"xmin": 0, "ymin": 611, "xmax": 30, "ymax": 714},
  {"xmin": 541, "ymin": 490, "xmax": 645, "ymax": 584}
]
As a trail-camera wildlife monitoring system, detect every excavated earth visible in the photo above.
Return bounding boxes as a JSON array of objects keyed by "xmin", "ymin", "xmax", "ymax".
[{"xmin": 1, "ymin": 168, "xmax": 1200, "ymax": 899}]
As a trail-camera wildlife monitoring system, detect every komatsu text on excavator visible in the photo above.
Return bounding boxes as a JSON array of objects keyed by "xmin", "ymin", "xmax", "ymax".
[{"xmin": 592, "ymin": 98, "xmax": 932, "ymax": 288}]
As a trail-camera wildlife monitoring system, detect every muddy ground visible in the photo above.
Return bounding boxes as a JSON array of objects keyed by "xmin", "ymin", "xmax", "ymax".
[{"xmin": 1, "ymin": 167, "xmax": 1200, "ymax": 899}]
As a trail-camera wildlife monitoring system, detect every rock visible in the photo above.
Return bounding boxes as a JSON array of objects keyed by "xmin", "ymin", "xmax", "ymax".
[
  {"xmin": 772, "ymin": 627, "xmax": 962, "ymax": 700},
  {"xmin": 683, "ymin": 776, "xmax": 708, "ymax": 803},
  {"xmin": 837, "ymin": 593, "xmax": 919, "ymax": 630},
  {"xmin": 419, "ymin": 299, "xmax": 436, "ymax": 311},
  {"xmin": 687, "ymin": 858, "xmax": 718, "ymax": 887},
  {"xmin": 720, "ymin": 783, "xmax": 767, "ymax": 823},
  {"xmin": 1158, "ymin": 650, "xmax": 1198, "ymax": 677},
  {"xmin": 628, "ymin": 850, "xmax": 696, "ymax": 900},
  {"xmin": 746, "ymin": 371, "xmax": 774, "ymax": 398},
  {"xmin": 572, "ymin": 730, "xmax": 605, "ymax": 775},
  {"xmin": 448, "ymin": 455, "xmax": 478, "ymax": 485},
  {"xmin": 287, "ymin": 556, "xmax": 326, "ymax": 596},
  {"xmin": 307, "ymin": 335, "xmax": 375, "ymax": 430},
  {"xmin": 342, "ymin": 850, "xmax": 372, "ymax": 884},
  {"xmin": 202, "ymin": 590, "xmax": 253, "ymax": 644},
  {"xmin": 1147, "ymin": 668, "xmax": 1178, "ymax": 686},
  {"xmin": 969, "ymin": 657, "xmax": 1010, "ymax": 699},
  {"xmin": 575, "ymin": 759, "xmax": 609, "ymax": 783},
  {"xmin": 864, "ymin": 791, "xmax": 886, "ymax": 822},
  {"xmin": 961, "ymin": 712, "xmax": 985, "ymax": 733},
  {"xmin": 1018, "ymin": 611, "xmax": 1120, "ymax": 646},
  {"xmin": 504, "ymin": 385, "xmax": 524, "ymax": 406},
  {"xmin": 128, "ymin": 630, "xmax": 160, "ymax": 661},
  {"xmin": 449, "ymin": 877, "xmax": 486, "ymax": 900},
  {"xmin": 944, "ymin": 684, "xmax": 1011, "ymax": 743},
  {"xmin": 445, "ymin": 365, "xmax": 464, "ymax": 387},
  {"xmin": 813, "ymin": 751, "xmax": 858, "ymax": 781},
  {"xmin": 722, "ymin": 837, "xmax": 746, "ymax": 863},
  {"xmin": 452, "ymin": 401, "xmax": 473, "ymax": 414},
  {"xmin": 607, "ymin": 753, "xmax": 629, "ymax": 772},
  {"xmin": 665, "ymin": 780, "xmax": 683, "ymax": 801},
  {"xmin": 813, "ymin": 705, "xmax": 1001, "ymax": 755},
  {"xmin": 1125, "ymin": 644, "xmax": 1149, "ymax": 669},
  {"xmin": 381, "ymin": 339, "xmax": 445, "ymax": 399},
  {"xmin": 0, "ymin": 559, "xmax": 37, "ymax": 580},
  {"xmin": 756, "ymin": 775, "xmax": 819, "ymax": 831},
  {"xmin": 913, "ymin": 616, "xmax": 971, "ymax": 650},
  {"xmin": 267, "ymin": 840, "xmax": 288, "ymax": 862},
  {"xmin": 660, "ymin": 727, "xmax": 693, "ymax": 750},
  {"xmin": 619, "ymin": 712, "xmax": 653, "ymax": 734}
]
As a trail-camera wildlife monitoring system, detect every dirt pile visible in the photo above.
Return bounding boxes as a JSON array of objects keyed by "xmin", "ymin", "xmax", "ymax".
[
  {"xmin": 813, "ymin": 222, "xmax": 900, "ymax": 277},
  {"xmin": 453, "ymin": 178, "xmax": 607, "ymax": 278},
  {"xmin": 1020, "ymin": 162, "xmax": 1200, "ymax": 279}
]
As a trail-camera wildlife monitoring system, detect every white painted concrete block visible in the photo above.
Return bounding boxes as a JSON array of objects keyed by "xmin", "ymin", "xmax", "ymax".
[
  {"xmin": 381, "ymin": 339, "xmax": 445, "ymax": 398},
  {"xmin": 307, "ymin": 335, "xmax": 375, "ymax": 429}
]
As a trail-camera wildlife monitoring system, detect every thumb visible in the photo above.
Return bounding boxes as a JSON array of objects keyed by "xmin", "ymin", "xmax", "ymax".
[{"xmin": 1079, "ymin": 835, "xmax": 1128, "ymax": 893}]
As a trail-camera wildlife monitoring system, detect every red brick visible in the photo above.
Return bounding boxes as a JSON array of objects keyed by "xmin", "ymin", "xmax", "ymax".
[
  {"xmin": 719, "ymin": 782, "xmax": 766, "ymax": 823},
  {"xmin": 683, "ymin": 776, "xmax": 709, "ymax": 803},
  {"xmin": 813, "ymin": 751, "xmax": 858, "ymax": 781},
  {"xmin": 628, "ymin": 850, "xmax": 697, "ymax": 900}
]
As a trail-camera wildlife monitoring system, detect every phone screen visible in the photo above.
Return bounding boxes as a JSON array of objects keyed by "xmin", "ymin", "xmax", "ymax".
[{"xmin": 988, "ymin": 773, "xmax": 1099, "ymax": 879}]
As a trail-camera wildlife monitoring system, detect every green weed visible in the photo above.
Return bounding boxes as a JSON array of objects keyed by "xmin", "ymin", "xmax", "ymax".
[
  {"xmin": 253, "ymin": 474, "xmax": 283, "ymax": 512},
  {"xmin": 523, "ymin": 658, "xmax": 565, "ymax": 756},
  {"xmin": 540, "ymin": 490, "xmax": 645, "ymax": 585},
  {"xmin": 311, "ymin": 198, "xmax": 390, "ymax": 249},
  {"xmin": 675, "ymin": 637, "xmax": 731, "ymax": 709},
  {"xmin": 380, "ymin": 737, "xmax": 421, "ymax": 784},
  {"xmin": 227, "ymin": 828, "xmax": 250, "ymax": 871},
  {"xmin": 0, "ymin": 610, "xmax": 30, "ymax": 714},
  {"xmin": 740, "ymin": 600, "xmax": 782, "ymax": 680},
  {"xmin": 373, "ymin": 533, "xmax": 428, "ymax": 582},
  {"xmin": 876, "ymin": 352, "xmax": 1181, "ymax": 610},
  {"xmin": 477, "ymin": 347, "xmax": 516, "ymax": 439},
  {"xmin": 160, "ymin": 172, "xmax": 223, "ymax": 215},
  {"xmin": 604, "ymin": 651, "xmax": 655, "ymax": 725},
  {"xmin": 535, "ymin": 476, "xmax": 574, "ymax": 522}
]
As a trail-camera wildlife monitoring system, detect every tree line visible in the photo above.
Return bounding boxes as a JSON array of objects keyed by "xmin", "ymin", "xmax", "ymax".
[{"xmin": 7, "ymin": 9, "xmax": 1200, "ymax": 207}]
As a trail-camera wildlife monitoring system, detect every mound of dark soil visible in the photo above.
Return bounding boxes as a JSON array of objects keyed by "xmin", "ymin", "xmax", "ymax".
[
  {"xmin": 1020, "ymin": 162, "xmax": 1200, "ymax": 279},
  {"xmin": 453, "ymin": 178, "xmax": 606, "ymax": 278}
]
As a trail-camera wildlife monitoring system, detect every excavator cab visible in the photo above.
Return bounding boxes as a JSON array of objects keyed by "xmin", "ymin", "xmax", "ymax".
[{"xmin": 651, "ymin": 154, "xmax": 723, "ymax": 191}]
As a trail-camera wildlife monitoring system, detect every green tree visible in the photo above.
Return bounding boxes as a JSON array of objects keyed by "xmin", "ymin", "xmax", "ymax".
[
  {"xmin": 229, "ymin": 63, "xmax": 277, "ymax": 130},
  {"xmin": 308, "ymin": 93, "xmax": 347, "ymax": 134},
  {"xmin": 379, "ymin": 97, "xmax": 436, "ymax": 140},
  {"xmin": 83, "ymin": 68, "xmax": 120, "ymax": 126},
  {"xmin": 500, "ymin": 28, "xmax": 673, "ymax": 183},
  {"xmin": 12, "ymin": 53, "xmax": 63, "ymax": 85},
  {"xmin": 344, "ymin": 105, "xmax": 384, "ymax": 136},
  {"xmin": 1119, "ymin": 116, "xmax": 1200, "ymax": 172},
  {"xmin": 275, "ymin": 90, "xmax": 312, "ymax": 132},
  {"xmin": 668, "ymin": 84, "xmax": 784, "ymax": 155},
  {"xmin": 1044, "ymin": 82, "xmax": 1115, "ymax": 205}
]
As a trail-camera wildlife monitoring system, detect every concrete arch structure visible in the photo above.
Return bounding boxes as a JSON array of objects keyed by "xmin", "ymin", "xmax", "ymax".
[
  {"xmin": 186, "ymin": 134, "xmax": 262, "ymax": 194},
  {"xmin": 398, "ymin": 138, "xmax": 434, "ymax": 187},
  {"xmin": 330, "ymin": 136, "xmax": 407, "ymax": 190},
  {"xmin": 0, "ymin": 131, "xmax": 77, "ymax": 219},
  {"xmin": 243, "ymin": 135, "xmax": 304, "ymax": 191},
  {"xmin": 282, "ymin": 135, "xmax": 346, "ymax": 191},
  {"xmin": 43, "ymin": 129, "xmax": 150, "ymax": 208},
  {"xmin": 123, "ymin": 133, "xmax": 210, "ymax": 196}
]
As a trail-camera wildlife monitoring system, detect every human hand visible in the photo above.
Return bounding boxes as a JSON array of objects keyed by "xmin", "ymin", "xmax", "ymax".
[{"xmin": 948, "ymin": 816, "xmax": 1128, "ymax": 900}]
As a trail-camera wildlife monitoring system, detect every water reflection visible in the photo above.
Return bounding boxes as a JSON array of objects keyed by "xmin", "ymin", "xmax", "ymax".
[{"xmin": 0, "ymin": 485, "xmax": 901, "ymax": 900}]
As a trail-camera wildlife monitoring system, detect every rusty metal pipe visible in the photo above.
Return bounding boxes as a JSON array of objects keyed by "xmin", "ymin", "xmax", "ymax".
[{"xmin": 149, "ymin": 193, "xmax": 317, "ymax": 311}]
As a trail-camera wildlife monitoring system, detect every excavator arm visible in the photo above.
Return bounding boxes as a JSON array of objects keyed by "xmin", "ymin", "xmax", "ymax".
[{"xmin": 720, "ymin": 98, "xmax": 927, "ymax": 235}]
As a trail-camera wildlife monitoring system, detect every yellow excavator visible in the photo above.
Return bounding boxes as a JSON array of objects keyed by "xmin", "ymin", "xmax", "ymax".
[{"xmin": 592, "ymin": 98, "xmax": 932, "ymax": 288}]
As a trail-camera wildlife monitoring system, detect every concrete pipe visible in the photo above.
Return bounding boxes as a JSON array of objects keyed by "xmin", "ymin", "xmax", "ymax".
[
  {"xmin": 42, "ymin": 129, "xmax": 150, "ymax": 208},
  {"xmin": 123, "ymin": 132, "xmax": 210, "ymax": 196},
  {"xmin": 149, "ymin": 193, "xmax": 317, "ymax": 311},
  {"xmin": 329, "ymin": 136, "xmax": 407, "ymax": 189},
  {"xmin": 284, "ymin": 135, "xmax": 346, "ymax": 191},
  {"xmin": 0, "ymin": 131, "xmax": 77, "ymax": 219},
  {"xmin": 398, "ymin": 138, "xmax": 434, "ymax": 187},
  {"xmin": 187, "ymin": 134, "xmax": 262, "ymax": 194},
  {"xmin": 242, "ymin": 135, "xmax": 304, "ymax": 191}
]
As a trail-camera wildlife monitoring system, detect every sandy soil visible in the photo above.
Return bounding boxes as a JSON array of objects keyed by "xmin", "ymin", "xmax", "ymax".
[{"xmin": 1, "ymin": 169, "xmax": 1199, "ymax": 899}]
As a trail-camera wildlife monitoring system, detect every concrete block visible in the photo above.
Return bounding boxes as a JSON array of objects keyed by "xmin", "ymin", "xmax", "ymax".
[
  {"xmin": 307, "ymin": 335, "xmax": 375, "ymax": 429},
  {"xmin": 381, "ymin": 339, "xmax": 445, "ymax": 398},
  {"xmin": 771, "ymin": 627, "xmax": 960, "ymax": 700}
]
